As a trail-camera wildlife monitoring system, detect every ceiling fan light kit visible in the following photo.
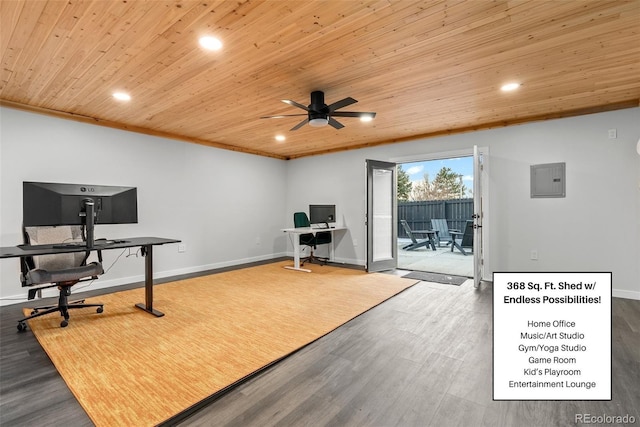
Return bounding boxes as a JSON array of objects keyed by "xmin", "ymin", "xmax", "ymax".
[
  {"xmin": 261, "ymin": 90, "xmax": 376, "ymax": 131},
  {"xmin": 309, "ymin": 118, "xmax": 329, "ymax": 127}
]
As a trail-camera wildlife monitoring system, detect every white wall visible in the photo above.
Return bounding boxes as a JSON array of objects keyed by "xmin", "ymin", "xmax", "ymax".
[
  {"xmin": 0, "ymin": 107, "xmax": 288, "ymax": 304},
  {"xmin": 286, "ymin": 108, "xmax": 640, "ymax": 299},
  {"xmin": 2, "ymin": 107, "xmax": 639, "ymax": 302}
]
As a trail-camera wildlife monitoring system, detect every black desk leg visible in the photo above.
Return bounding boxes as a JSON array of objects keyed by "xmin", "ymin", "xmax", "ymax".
[{"xmin": 135, "ymin": 244, "xmax": 165, "ymax": 317}]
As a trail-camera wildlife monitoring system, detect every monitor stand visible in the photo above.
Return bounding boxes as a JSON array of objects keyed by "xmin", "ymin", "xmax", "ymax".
[
  {"xmin": 82, "ymin": 198, "xmax": 95, "ymax": 249},
  {"xmin": 52, "ymin": 199, "xmax": 96, "ymax": 249}
]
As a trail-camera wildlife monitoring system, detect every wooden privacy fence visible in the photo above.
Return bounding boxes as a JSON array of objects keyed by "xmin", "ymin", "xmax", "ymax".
[{"xmin": 398, "ymin": 198, "xmax": 473, "ymax": 237}]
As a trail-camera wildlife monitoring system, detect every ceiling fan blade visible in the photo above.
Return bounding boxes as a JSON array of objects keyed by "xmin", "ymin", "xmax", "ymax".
[
  {"xmin": 282, "ymin": 99, "xmax": 310, "ymax": 111},
  {"xmin": 290, "ymin": 118, "xmax": 309, "ymax": 131},
  {"xmin": 260, "ymin": 114, "xmax": 308, "ymax": 119},
  {"xmin": 328, "ymin": 117, "xmax": 345, "ymax": 129},
  {"xmin": 327, "ymin": 97, "xmax": 357, "ymax": 112},
  {"xmin": 331, "ymin": 111, "xmax": 377, "ymax": 118}
]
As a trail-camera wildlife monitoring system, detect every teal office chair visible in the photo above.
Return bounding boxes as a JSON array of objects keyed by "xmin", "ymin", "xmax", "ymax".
[
  {"xmin": 293, "ymin": 212, "xmax": 331, "ymax": 266},
  {"xmin": 313, "ymin": 230, "xmax": 332, "ymax": 264}
]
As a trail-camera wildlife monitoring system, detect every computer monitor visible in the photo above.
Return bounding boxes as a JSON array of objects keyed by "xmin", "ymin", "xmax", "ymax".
[
  {"xmin": 23, "ymin": 181, "xmax": 138, "ymax": 248},
  {"xmin": 309, "ymin": 204, "xmax": 336, "ymax": 225}
]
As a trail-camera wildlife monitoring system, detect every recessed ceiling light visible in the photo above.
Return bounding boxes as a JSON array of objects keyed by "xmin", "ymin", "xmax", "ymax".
[
  {"xmin": 112, "ymin": 92, "xmax": 131, "ymax": 101},
  {"xmin": 275, "ymin": 135, "xmax": 286, "ymax": 142},
  {"xmin": 360, "ymin": 115, "xmax": 374, "ymax": 123},
  {"xmin": 501, "ymin": 82, "xmax": 521, "ymax": 92},
  {"xmin": 199, "ymin": 36, "xmax": 222, "ymax": 51}
]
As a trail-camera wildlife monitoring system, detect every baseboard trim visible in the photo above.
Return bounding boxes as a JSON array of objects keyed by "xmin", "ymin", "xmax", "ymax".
[{"xmin": 612, "ymin": 288, "xmax": 640, "ymax": 301}]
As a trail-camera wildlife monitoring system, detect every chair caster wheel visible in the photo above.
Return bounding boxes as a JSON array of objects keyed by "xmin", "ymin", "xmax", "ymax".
[
  {"xmin": 17, "ymin": 322, "xmax": 27, "ymax": 332},
  {"xmin": 97, "ymin": 307, "xmax": 103, "ymax": 313},
  {"xmin": 60, "ymin": 320, "xmax": 68, "ymax": 328}
]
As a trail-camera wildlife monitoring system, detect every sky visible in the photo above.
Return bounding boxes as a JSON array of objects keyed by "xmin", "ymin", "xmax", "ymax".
[{"xmin": 399, "ymin": 155, "xmax": 474, "ymax": 197}]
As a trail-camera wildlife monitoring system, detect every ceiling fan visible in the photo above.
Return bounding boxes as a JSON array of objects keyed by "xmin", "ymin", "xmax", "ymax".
[{"xmin": 261, "ymin": 90, "xmax": 376, "ymax": 131}]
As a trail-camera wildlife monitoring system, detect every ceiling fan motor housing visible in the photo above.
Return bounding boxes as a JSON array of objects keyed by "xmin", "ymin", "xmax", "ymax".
[{"xmin": 309, "ymin": 91, "xmax": 328, "ymax": 115}]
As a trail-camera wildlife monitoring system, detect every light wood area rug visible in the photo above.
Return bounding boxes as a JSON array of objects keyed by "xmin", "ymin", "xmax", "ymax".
[{"xmin": 24, "ymin": 261, "xmax": 417, "ymax": 426}]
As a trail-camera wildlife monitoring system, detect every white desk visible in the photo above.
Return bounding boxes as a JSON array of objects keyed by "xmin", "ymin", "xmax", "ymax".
[{"xmin": 281, "ymin": 226, "xmax": 346, "ymax": 272}]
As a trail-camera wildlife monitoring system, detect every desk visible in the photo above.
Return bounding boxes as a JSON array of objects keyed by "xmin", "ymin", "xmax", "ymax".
[
  {"xmin": 0, "ymin": 237, "xmax": 180, "ymax": 317},
  {"xmin": 281, "ymin": 226, "xmax": 346, "ymax": 272}
]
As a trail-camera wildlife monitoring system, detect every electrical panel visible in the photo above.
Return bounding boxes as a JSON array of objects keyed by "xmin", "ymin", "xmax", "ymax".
[{"xmin": 530, "ymin": 162, "xmax": 566, "ymax": 198}]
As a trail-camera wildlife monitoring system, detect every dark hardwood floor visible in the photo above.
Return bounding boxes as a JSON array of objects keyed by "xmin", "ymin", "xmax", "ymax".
[{"xmin": 1, "ymin": 262, "xmax": 639, "ymax": 427}]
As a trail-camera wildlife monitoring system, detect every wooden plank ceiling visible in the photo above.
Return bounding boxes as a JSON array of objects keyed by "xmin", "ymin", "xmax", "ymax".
[{"xmin": 1, "ymin": 0, "xmax": 639, "ymax": 160}]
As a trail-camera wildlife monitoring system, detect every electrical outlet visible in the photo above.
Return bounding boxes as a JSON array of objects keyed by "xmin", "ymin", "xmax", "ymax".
[
  {"xmin": 608, "ymin": 129, "xmax": 617, "ymax": 139},
  {"xmin": 256, "ymin": 236, "xmax": 261, "ymax": 246},
  {"xmin": 178, "ymin": 243, "xmax": 186, "ymax": 253},
  {"xmin": 353, "ymin": 238, "xmax": 358, "ymax": 247},
  {"xmin": 530, "ymin": 249, "xmax": 538, "ymax": 260}
]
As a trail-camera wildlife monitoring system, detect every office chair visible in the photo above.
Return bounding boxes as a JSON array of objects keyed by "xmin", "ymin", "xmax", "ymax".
[
  {"xmin": 17, "ymin": 226, "xmax": 105, "ymax": 331},
  {"xmin": 293, "ymin": 212, "xmax": 331, "ymax": 266}
]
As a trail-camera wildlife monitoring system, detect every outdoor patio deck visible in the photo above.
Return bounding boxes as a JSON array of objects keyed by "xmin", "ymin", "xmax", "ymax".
[{"xmin": 397, "ymin": 239, "xmax": 473, "ymax": 277}]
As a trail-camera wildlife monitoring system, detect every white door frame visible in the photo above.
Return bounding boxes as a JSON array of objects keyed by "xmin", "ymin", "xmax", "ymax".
[{"xmin": 391, "ymin": 147, "xmax": 490, "ymax": 282}]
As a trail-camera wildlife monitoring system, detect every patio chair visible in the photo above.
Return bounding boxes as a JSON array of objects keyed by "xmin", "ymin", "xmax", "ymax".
[
  {"xmin": 450, "ymin": 220, "xmax": 474, "ymax": 255},
  {"xmin": 430, "ymin": 219, "xmax": 458, "ymax": 247},
  {"xmin": 400, "ymin": 220, "xmax": 436, "ymax": 251}
]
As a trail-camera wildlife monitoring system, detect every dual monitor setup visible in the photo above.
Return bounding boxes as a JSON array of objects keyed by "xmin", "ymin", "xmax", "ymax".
[
  {"xmin": 308, "ymin": 204, "xmax": 336, "ymax": 228},
  {"xmin": 22, "ymin": 181, "xmax": 138, "ymax": 249}
]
